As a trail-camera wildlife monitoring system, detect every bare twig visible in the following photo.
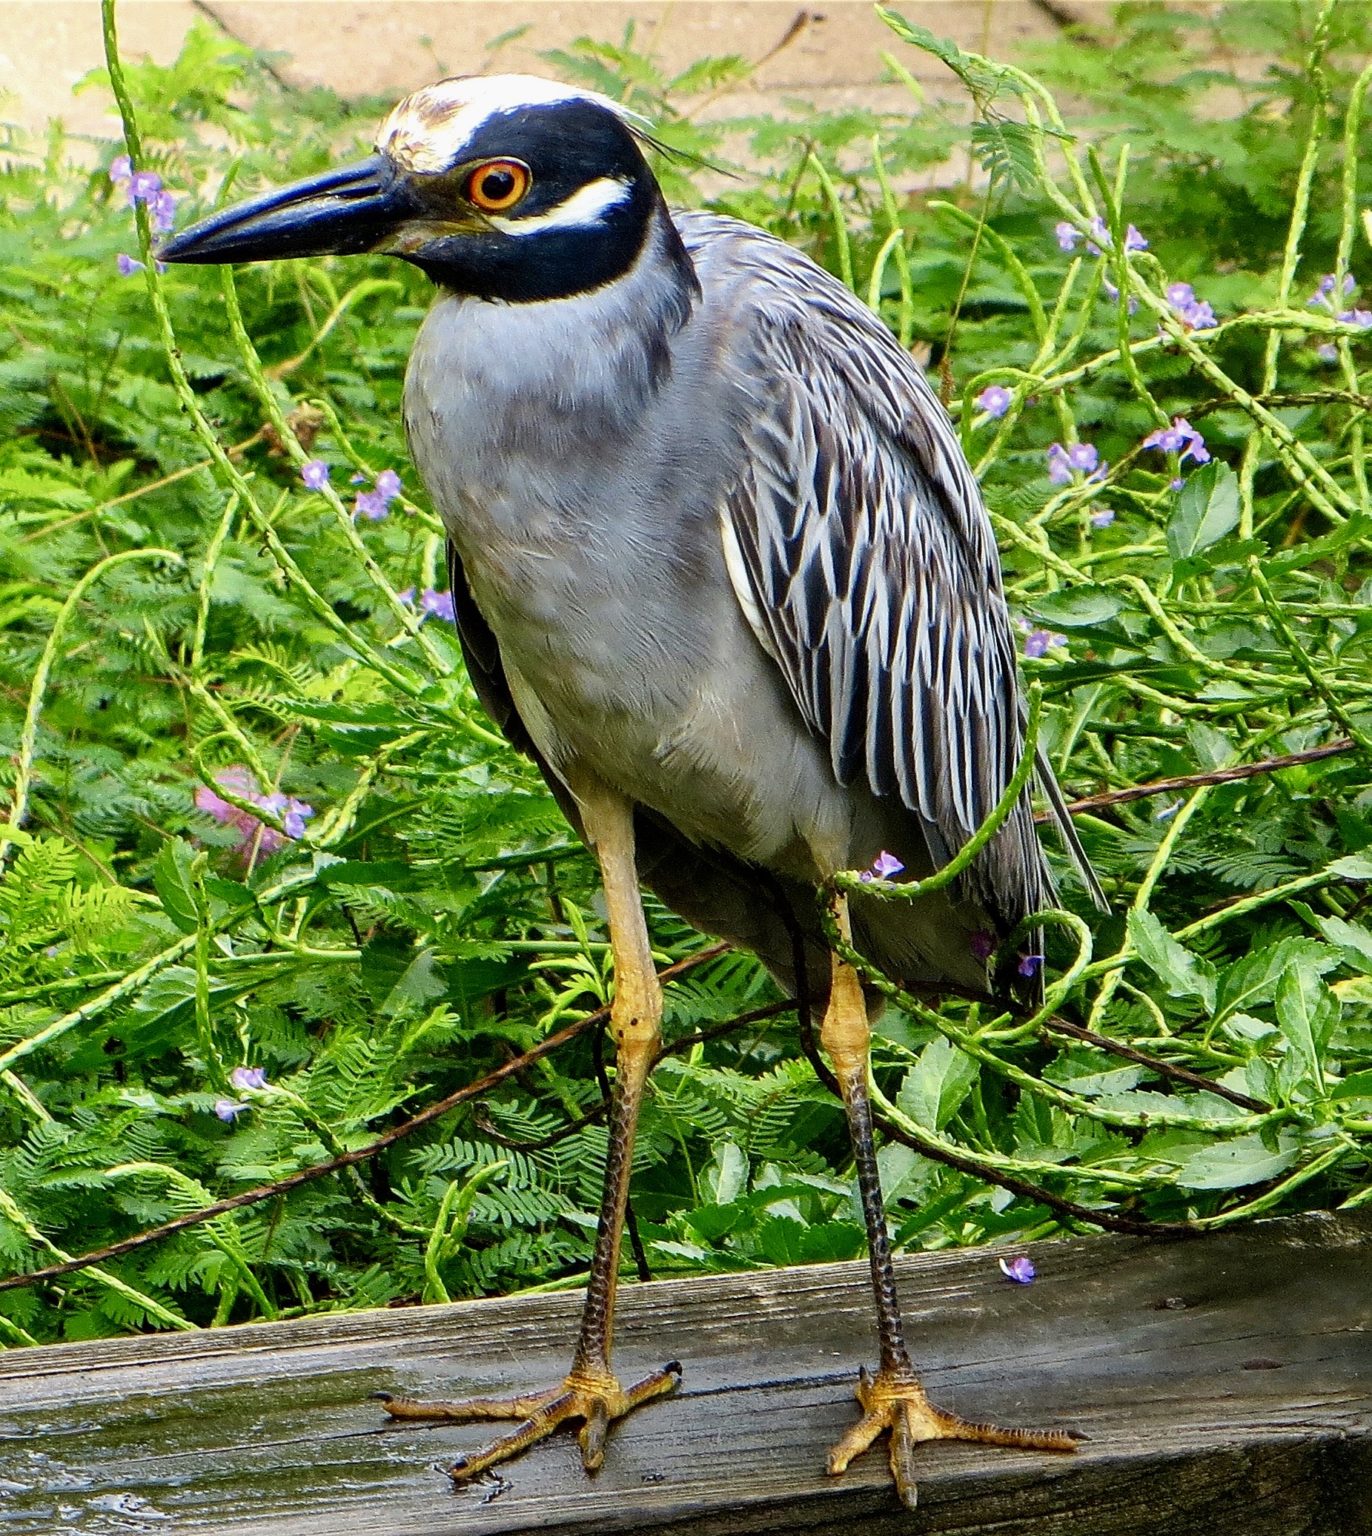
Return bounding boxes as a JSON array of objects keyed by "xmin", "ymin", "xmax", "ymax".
[{"xmin": 1050, "ymin": 738, "xmax": 1354, "ymax": 819}]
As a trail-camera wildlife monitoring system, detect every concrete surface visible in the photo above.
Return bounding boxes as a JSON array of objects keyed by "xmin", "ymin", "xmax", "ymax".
[{"xmin": 1, "ymin": 0, "xmax": 1111, "ymax": 149}]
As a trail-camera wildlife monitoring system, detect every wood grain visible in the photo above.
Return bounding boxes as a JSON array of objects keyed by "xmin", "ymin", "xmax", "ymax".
[{"xmin": 1, "ymin": 1212, "xmax": 1368, "ymax": 1535}]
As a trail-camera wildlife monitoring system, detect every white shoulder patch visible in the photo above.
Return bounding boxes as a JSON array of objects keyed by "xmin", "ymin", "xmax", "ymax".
[{"xmin": 377, "ymin": 74, "xmax": 651, "ymax": 176}]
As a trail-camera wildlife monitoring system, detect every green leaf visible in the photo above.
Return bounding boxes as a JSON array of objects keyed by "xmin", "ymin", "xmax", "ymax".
[
  {"xmin": 1175, "ymin": 1133, "xmax": 1298, "ymax": 1190},
  {"xmin": 703, "ymin": 1141, "xmax": 747, "ymax": 1205},
  {"xmin": 1316, "ymin": 915, "xmax": 1372, "ymax": 974},
  {"xmin": 151, "ymin": 839, "xmax": 201, "ymax": 935},
  {"xmin": 1167, "ymin": 461, "xmax": 1240, "ymax": 561},
  {"xmin": 1274, "ymin": 968, "xmax": 1338, "ymax": 1085},
  {"xmin": 1128, "ymin": 910, "xmax": 1217, "ymax": 1010},
  {"xmin": 1213, "ymin": 939, "xmax": 1336, "ymax": 1023},
  {"xmin": 1029, "ymin": 585, "xmax": 1124, "ymax": 627},
  {"xmin": 897, "ymin": 1037, "xmax": 979, "ymax": 1130}
]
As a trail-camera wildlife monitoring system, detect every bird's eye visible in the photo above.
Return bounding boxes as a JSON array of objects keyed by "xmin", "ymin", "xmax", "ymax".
[{"xmin": 465, "ymin": 159, "xmax": 531, "ymax": 212}]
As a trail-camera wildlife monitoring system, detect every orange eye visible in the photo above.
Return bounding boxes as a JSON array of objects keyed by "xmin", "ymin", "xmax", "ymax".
[{"xmin": 465, "ymin": 159, "xmax": 531, "ymax": 212}]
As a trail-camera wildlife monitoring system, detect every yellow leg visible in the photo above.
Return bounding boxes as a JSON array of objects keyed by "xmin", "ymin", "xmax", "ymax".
[
  {"xmin": 821, "ymin": 892, "xmax": 1077, "ymax": 1509},
  {"xmin": 377, "ymin": 775, "xmax": 679, "ymax": 1480}
]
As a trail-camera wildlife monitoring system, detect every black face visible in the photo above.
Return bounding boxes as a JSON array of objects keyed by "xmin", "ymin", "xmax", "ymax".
[{"xmin": 158, "ymin": 93, "xmax": 662, "ymax": 304}]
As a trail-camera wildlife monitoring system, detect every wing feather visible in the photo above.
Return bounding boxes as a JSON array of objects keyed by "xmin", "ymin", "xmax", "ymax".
[{"xmin": 714, "ymin": 237, "xmax": 1104, "ymax": 922}]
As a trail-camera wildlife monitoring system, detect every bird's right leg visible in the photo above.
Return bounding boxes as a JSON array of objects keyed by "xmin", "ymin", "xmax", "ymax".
[{"xmin": 376, "ymin": 773, "xmax": 680, "ymax": 1482}]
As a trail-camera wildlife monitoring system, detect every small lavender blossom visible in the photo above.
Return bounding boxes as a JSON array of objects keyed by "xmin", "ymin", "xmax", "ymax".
[
  {"xmin": 1338, "ymin": 307, "xmax": 1372, "ymax": 329},
  {"xmin": 214, "ymin": 1099, "xmax": 246, "ymax": 1122},
  {"xmin": 419, "ymin": 588, "xmax": 456, "ymax": 623},
  {"xmin": 1123, "ymin": 224, "xmax": 1148, "ymax": 252},
  {"xmin": 301, "ymin": 459, "xmax": 330, "ymax": 490},
  {"xmin": 977, "ymin": 384, "xmax": 1012, "ymax": 419},
  {"xmin": 195, "ymin": 765, "xmax": 314, "ymax": 860},
  {"xmin": 1163, "ymin": 281, "xmax": 1216, "ymax": 331},
  {"xmin": 353, "ymin": 468, "xmax": 404, "ymax": 520},
  {"xmin": 1067, "ymin": 442, "xmax": 1099, "ymax": 474},
  {"xmin": 127, "ymin": 168, "xmax": 163, "ymax": 205},
  {"xmin": 969, "ymin": 930, "xmax": 996, "ymax": 963},
  {"xmin": 859, "ymin": 850, "xmax": 905, "ymax": 883},
  {"xmin": 1170, "ymin": 476, "xmax": 1185, "ymax": 491},
  {"xmin": 1023, "ymin": 630, "xmax": 1065, "ymax": 660},
  {"xmin": 1017, "ymin": 953, "xmax": 1044, "ymax": 979},
  {"xmin": 1046, "ymin": 443, "xmax": 1073, "ymax": 485},
  {"xmin": 1142, "ymin": 416, "xmax": 1210, "ymax": 466},
  {"xmin": 1316, "ymin": 342, "xmax": 1339, "ymax": 363},
  {"xmin": 230, "ymin": 1065, "xmax": 268, "ymax": 1091},
  {"xmin": 109, "ymin": 154, "xmax": 132, "ymax": 183},
  {"xmin": 149, "ymin": 188, "xmax": 177, "ymax": 234},
  {"xmin": 999, "ymin": 1254, "xmax": 1036, "ymax": 1284},
  {"xmin": 1085, "ymin": 216, "xmax": 1110, "ymax": 255},
  {"xmin": 116, "ymin": 253, "xmax": 143, "ymax": 277},
  {"xmin": 354, "ymin": 488, "xmax": 389, "ymax": 520},
  {"xmin": 1308, "ymin": 272, "xmax": 1356, "ymax": 308},
  {"xmin": 1154, "ymin": 798, "xmax": 1183, "ymax": 822},
  {"xmin": 1090, "ymin": 507, "xmax": 1116, "ymax": 529},
  {"xmin": 1100, "ymin": 273, "xmax": 1139, "ymax": 313},
  {"xmin": 1054, "ymin": 221, "xmax": 1079, "ymax": 252}
]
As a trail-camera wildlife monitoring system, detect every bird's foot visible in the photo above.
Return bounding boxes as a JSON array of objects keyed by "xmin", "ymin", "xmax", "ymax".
[
  {"xmin": 827, "ymin": 1366, "xmax": 1079, "ymax": 1510},
  {"xmin": 374, "ymin": 1360, "xmax": 681, "ymax": 1482}
]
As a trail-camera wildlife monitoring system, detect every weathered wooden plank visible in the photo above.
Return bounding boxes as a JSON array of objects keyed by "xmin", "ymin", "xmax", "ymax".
[{"xmin": 1, "ymin": 1212, "xmax": 1368, "ymax": 1535}]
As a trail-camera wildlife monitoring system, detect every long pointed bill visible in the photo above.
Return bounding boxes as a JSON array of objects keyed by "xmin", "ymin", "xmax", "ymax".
[{"xmin": 158, "ymin": 155, "xmax": 413, "ymax": 265}]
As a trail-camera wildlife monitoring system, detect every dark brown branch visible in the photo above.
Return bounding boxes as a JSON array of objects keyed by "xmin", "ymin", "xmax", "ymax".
[
  {"xmin": 0, "ymin": 943, "xmax": 729, "ymax": 1295},
  {"xmin": 1048, "ymin": 738, "xmax": 1355, "ymax": 820},
  {"xmin": 1040, "ymin": 1015, "xmax": 1269, "ymax": 1112}
]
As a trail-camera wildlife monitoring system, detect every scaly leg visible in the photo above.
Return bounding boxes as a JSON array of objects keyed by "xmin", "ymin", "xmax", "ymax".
[
  {"xmin": 821, "ymin": 892, "xmax": 1077, "ymax": 1509},
  {"xmin": 377, "ymin": 775, "xmax": 680, "ymax": 1481}
]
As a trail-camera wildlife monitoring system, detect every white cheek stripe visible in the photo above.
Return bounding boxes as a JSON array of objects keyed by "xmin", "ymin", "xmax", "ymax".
[{"xmin": 489, "ymin": 176, "xmax": 634, "ymax": 236}]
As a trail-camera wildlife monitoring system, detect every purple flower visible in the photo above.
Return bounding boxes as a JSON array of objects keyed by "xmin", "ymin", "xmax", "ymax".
[
  {"xmin": 1067, "ymin": 443, "xmax": 1099, "ymax": 474},
  {"xmin": 195, "ymin": 765, "xmax": 314, "ymax": 860},
  {"xmin": 1100, "ymin": 272, "xmax": 1139, "ymax": 313},
  {"xmin": 353, "ymin": 489, "xmax": 389, "ymax": 520},
  {"xmin": 1047, "ymin": 442, "xmax": 1105, "ymax": 485},
  {"xmin": 301, "ymin": 459, "xmax": 330, "ymax": 490},
  {"xmin": 998, "ymin": 1254, "xmax": 1036, "ymax": 1284},
  {"xmin": 109, "ymin": 153, "xmax": 132, "ymax": 183},
  {"xmin": 1170, "ymin": 476, "xmax": 1185, "ymax": 491},
  {"xmin": 419, "ymin": 588, "xmax": 456, "ymax": 623},
  {"xmin": 352, "ymin": 469, "xmax": 403, "ymax": 521},
  {"xmin": 1309, "ymin": 273, "xmax": 1357, "ymax": 308},
  {"xmin": 116, "ymin": 253, "xmax": 143, "ymax": 277},
  {"xmin": 1142, "ymin": 416, "xmax": 1210, "ymax": 466},
  {"xmin": 858, "ymin": 850, "xmax": 905, "ymax": 883},
  {"xmin": 1085, "ymin": 216, "xmax": 1110, "ymax": 255},
  {"xmin": 1090, "ymin": 507, "xmax": 1116, "ymax": 529},
  {"xmin": 149, "ymin": 189, "xmax": 177, "ymax": 234},
  {"xmin": 1164, "ymin": 282, "xmax": 1216, "ymax": 332},
  {"xmin": 970, "ymin": 930, "xmax": 996, "ymax": 962},
  {"xmin": 1046, "ymin": 443, "xmax": 1073, "ymax": 485},
  {"xmin": 1054, "ymin": 221, "xmax": 1079, "ymax": 252},
  {"xmin": 1316, "ymin": 342, "xmax": 1339, "ymax": 363},
  {"xmin": 1124, "ymin": 224, "xmax": 1148, "ymax": 252},
  {"xmin": 1338, "ymin": 308, "xmax": 1372, "ymax": 329},
  {"xmin": 214, "ymin": 1099, "xmax": 246, "ymax": 1122},
  {"xmin": 1017, "ymin": 953, "xmax": 1044, "ymax": 979},
  {"xmin": 127, "ymin": 168, "xmax": 163, "ymax": 205},
  {"xmin": 977, "ymin": 385, "xmax": 1012, "ymax": 419},
  {"xmin": 1023, "ymin": 630, "xmax": 1065, "ymax": 660},
  {"xmin": 230, "ymin": 1065, "xmax": 268, "ymax": 1091}
]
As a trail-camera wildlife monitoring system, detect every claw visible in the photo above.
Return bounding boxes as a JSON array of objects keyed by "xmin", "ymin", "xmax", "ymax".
[
  {"xmin": 375, "ymin": 1362, "xmax": 681, "ymax": 1484},
  {"xmin": 828, "ymin": 1368, "xmax": 1078, "ymax": 1509}
]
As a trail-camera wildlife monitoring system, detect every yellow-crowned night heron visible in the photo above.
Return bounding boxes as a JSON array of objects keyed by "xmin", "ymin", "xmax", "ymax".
[{"xmin": 161, "ymin": 74, "xmax": 1103, "ymax": 1508}]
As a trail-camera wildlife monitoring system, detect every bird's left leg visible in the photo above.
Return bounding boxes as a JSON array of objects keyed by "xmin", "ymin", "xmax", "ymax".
[
  {"xmin": 377, "ymin": 774, "xmax": 679, "ymax": 1482},
  {"xmin": 822, "ymin": 891, "xmax": 1077, "ymax": 1509}
]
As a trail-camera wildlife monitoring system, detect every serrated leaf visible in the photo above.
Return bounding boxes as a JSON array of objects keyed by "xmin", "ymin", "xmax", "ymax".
[
  {"xmin": 1274, "ymin": 968, "xmax": 1338, "ymax": 1083},
  {"xmin": 1029, "ymin": 585, "xmax": 1124, "ymax": 628},
  {"xmin": 1167, "ymin": 461, "xmax": 1240, "ymax": 561},
  {"xmin": 1316, "ymin": 915, "xmax": 1372, "ymax": 974},
  {"xmin": 897, "ymin": 1037, "xmax": 979, "ymax": 1130},
  {"xmin": 151, "ymin": 838, "xmax": 201, "ymax": 935},
  {"xmin": 1175, "ymin": 1133, "xmax": 1298, "ymax": 1190},
  {"xmin": 1129, "ymin": 909, "xmax": 1217, "ymax": 1010},
  {"xmin": 1213, "ymin": 938, "xmax": 1336, "ymax": 1023}
]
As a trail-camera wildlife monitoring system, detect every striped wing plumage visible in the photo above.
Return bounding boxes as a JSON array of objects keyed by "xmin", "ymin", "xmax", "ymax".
[{"xmin": 713, "ymin": 236, "xmax": 1097, "ymax": 926}]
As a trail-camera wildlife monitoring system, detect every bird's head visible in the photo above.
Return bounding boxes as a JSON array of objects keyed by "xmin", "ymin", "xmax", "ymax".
[{"xmin": 159, "ymin": 75, "xmax": 666, "ymax": 302}]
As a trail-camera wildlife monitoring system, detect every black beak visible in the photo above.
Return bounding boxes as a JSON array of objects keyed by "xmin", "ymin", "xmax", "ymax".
[{"xmin": 158, "ymin": 155, "xmax": 413, "ymax": 265}]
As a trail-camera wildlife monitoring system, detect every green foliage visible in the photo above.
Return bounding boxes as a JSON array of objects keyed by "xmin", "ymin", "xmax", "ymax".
[{"xmin": 0, "ymin": 0, "xmax": 1370, "ymax": 1348}]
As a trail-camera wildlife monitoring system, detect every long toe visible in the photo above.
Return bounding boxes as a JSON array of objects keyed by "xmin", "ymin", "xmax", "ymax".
[
  {"xmin": 374, "ymin": 1363, "xmax": 681, "ymax": 1485},
  {"xmin": 827, "ymin": 1368, "xmax": 1079, "ymax": 1510}
]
